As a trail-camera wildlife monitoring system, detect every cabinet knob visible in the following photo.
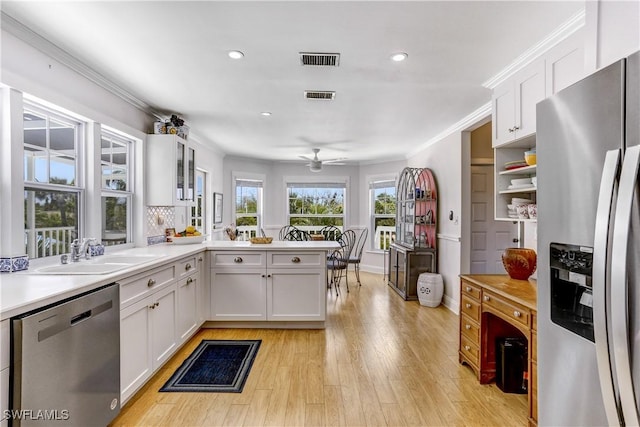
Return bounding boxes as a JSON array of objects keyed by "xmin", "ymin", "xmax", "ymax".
[
  {"xmin": 291, "ymin": 256, "xmax": 301, "ymax": 263},
  {"xmin": 465, "ymin": 303, "xmax": 471, "ymax": 309},
  {"xmin": 465, "ymin": 324, "xmax": 471, "ymax": 330},
  {"xmin": 514, "ymin": 311, "xmax": 522, "ymax": 318},
  {"xmin": 147, "ymin": 278, "xmax": 156, "ymax": 287},
  {"xmin": 464, "ymin": 345, "xmax": 471, "ymax": 351},
  {"xmin": 185, "ymin": 263, "xmax": 192, "ymax": 271},
  {"xmin": 513, "ymin": 125, "xmax": 520, "ymax": 131},
  {"xmin": 198, "ymin": 257, "xmax": 203, "ymax": 261},
  {"xmin": 234, "ymin": 257, "xmax": 243, "ymax": 263},
  {"xmin": 483, "ymin": 296, "xmax": 490, "ymax": 302},
  {"xmin": 186, "ymin": 277, "xmax": 193, "ymax": 285},
  {"xmin": 149, "ymin": 302, "xmax": 159, "ymax": 309},
  {"xmin": 508, "ymin": 127, "xmax": 514, "ymax": 133},
  {"xmin": 465, "ymin": 286, "xmax": 472, "ymax": 292}
]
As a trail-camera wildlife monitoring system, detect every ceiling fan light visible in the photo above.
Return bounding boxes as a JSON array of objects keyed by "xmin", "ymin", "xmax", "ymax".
[{"xmin": 310, "ymin": 161, "xmax": 322, "ymax": 172}]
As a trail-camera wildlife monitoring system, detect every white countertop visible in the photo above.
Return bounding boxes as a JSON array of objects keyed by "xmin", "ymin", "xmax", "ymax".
[{"xmin": 0, "ymin": 240, "xmax": 338, "ymax": 319}]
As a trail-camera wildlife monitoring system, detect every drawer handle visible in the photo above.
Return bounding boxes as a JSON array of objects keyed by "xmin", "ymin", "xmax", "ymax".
[
  {"xmin": 464, "ymin": 345, "xmax": 471, "ymax": 351},
  {"xmin": 234, "ymin": 257, "xmax": 243, "ymax": 263},
  {"xmin": 465, "ymin": 303, "xmax": 471, "ymax": 309},
  {"xmin": 514, "ymin": 310, "xmax": 522, "ymax": 318},
  {"xmin": 186, "ymin": 277, "xmax": 193, "ymax": 285},
  {"xmin": 185, "ymin": 263, "xmax": 192, "ymax": 271},
  {"xmin": 465, "ymin": 324, "xmax": 471, "ymax": 330},
  {"xmin": 483, "ymin": 295, "xmax": 490, "ymax": 301},
  {"xmin": 466, "ymin": 286, "xmax": 472, "ymax": 292},
  {"xmin": 147, "ymin": 278, "xmax": 156, "ymax": 287},
  {"xmin": 291, "ymin": 256, "xmax": 301, "ymax": 263}
]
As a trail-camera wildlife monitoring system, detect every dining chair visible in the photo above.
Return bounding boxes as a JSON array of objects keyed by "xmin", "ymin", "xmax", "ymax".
[
  {"xmin": 282, "ymin": 228, "xmax": 311, "ymax": 241},
  {"xmin": 348, "ymin": 228, "xmax": 368, "ymax": 285},
  {"xmin": 327, "ymin": 230, "xmax": 356, "ymax": 295},
  {"xmin": 319, "ymin": 225, "xmax": 342, "ymax": 241}
]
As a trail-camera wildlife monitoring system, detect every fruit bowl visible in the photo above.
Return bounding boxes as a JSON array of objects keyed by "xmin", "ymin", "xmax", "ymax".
[
  {"xmin": 502, "ymin": 248, "xmax": 537, "ymax": 280},
  {"xmin": 171, "ymin": 235, "xmax": 205, "ymax": 245}
]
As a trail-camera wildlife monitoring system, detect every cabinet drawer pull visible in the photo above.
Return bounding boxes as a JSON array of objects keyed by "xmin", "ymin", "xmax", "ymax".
[
  {"xmin": 464, "ymin": 345, "xmax": 471, "ymax": 351},
  {"xmin": 185, "ymin": 263, "xmax": 192, "ymax": 271},
  {"xmin": 514, "ymin": 310, "xmax": 522, "ymax": 318},
  {"xmin": 465, "ymin": 324, "xmax": 471, "ymax": 330},
  {"xmin": 186, "ymin": 277, "xmax": 193, "ymax": 285},
  {"xmin": 465, "ymin": 286, "xmax": 472, "ymax": 292},
  {"xmin": 147, "ymin": 278, "xmax": 156, "ymax": 287},
  {"xmin": 465, "ymin": 303, "xmax": 471, "ymax": 309},
  {"xmin": 234, "ymin": 257, "xmax": 243, "ymax": 263},
  {"xmin": 291, "ymin": 256, "xmax": 301, "ymax": 263},
  {"xmin": 483, "ymin": 295, "xmax": 490, "ymax": 301}
]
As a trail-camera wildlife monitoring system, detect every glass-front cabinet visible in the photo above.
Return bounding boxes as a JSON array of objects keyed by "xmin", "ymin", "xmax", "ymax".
[
  {"xmin": 388, "ymin": 167, "xmax": 438, "ymax": 300},
  {"xmin": 146, "ymin": 134, "xmax": 196, "ymax": 206},
  {"xmin": 395, "ymin": 167, "xmax": 437, "ymax": 249}
]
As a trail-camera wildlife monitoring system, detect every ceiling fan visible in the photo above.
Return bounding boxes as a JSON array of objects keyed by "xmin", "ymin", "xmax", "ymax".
[{"xmin": 299, "ymin": 148, "xmax": 347, "ymax": 172}]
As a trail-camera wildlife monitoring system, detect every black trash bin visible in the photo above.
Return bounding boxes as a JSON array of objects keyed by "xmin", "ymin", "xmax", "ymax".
[{"xmin": 495, "ymin": 337, "xmax": 528, "ymax": 394}]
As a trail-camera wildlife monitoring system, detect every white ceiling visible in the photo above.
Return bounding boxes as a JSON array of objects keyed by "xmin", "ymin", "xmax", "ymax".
[{"xmin": 1, "ymin": 1, "xmax": 583, "ymax": 165}]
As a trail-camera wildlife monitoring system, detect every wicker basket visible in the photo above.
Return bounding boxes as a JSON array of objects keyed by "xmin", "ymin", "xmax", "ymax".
[{"xmin": 250, "ymin": 237, "xmax": 273, "ymax": 244}]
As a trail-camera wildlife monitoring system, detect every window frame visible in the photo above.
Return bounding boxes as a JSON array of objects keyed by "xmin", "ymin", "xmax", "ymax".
[
  {"xmin": 23, "ymin": 101, "xmax": 85, "ymax": 258},
  {"xmin": 233, "ymin": 173, "xmax": 264, "ymax": 239},
  {"xmin": 99, "ymin": 127, "xmax": 134, "ymax": 246},
  {"xmin": 369, "ymin": 177, "xmax": 397, "ymax": 252},
  {"xmin": 285, "ymin": 179, "xmax": 347, "ymax": 230}
]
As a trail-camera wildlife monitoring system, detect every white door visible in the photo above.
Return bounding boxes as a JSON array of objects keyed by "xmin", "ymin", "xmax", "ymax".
[{"xmin": 470, "ymin": 165, "xmax": 516, "ymax": 274}]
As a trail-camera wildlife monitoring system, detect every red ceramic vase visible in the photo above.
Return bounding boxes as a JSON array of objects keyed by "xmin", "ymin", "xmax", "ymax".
[{"xmin": 502, "ymin": 248, "xmax": 537, "ymax": 280}]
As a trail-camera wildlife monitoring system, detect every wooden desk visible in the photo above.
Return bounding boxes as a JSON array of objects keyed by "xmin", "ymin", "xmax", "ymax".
[{"xmin": 459, "ymin": 274, "xmax": 537, "ymax": 426}]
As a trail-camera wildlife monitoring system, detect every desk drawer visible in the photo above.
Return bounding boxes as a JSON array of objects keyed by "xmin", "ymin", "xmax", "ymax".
[
  {"xmin": 482, "ymin": 290, "xmax": 529, "ymax": 328},
  {"xmin": 460, "ymin": 335, "xmax": 480, "ymax": 367},
  {"xmin": 211, "ymin": 252, "xmax": 265, "ymax": 268},
  {"xmin": 461, "ymin": 295, "xmax": 481, "ymax": 322},
  {"xmin": 460, "ymin": 314, "xmax": 480, "ymax": 344},
  {"xmin": 461, "ymin": 280, "xmax": 481, "ymax": 301}
]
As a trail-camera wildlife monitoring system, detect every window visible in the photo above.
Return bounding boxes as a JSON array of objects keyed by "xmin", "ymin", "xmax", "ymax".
[
  {"xmin": 100, "ymin": 129, "xmax": 133, "ymax": 246},
  {"xmin": 190, "ymin": 169, "xmax": 207, "ymax": 233},
  {"xmin": 23, "ymin": 103, "xmax": 83, "ymax": 258},
  {"xmin": 287, "ymin": 182, "xmax": 345, "ymax": 230},
  {"xmin": 370, "ymin": 180, "xmax": 396, "ymax": 250},
  {"xmin": 235, "ymin": 178, "xmax": 263, "ymax": 239}
]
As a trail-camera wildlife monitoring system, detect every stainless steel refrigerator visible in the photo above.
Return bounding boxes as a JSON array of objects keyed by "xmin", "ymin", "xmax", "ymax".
[{"xmin": 537, "ymin": 50, "xmax": 639, "ymax": 426}]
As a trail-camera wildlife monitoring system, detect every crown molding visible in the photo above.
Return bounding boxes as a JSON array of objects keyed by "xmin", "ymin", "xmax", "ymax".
[
  {"xmin": 408, "ymin": 102, "xmax": 492, "ymax": 157},
  {"xmin": 1, "ymin": 11, "xmax": 161, "ymax": 117},
  {"xmin": 482, "ymin": 9, "xmax": 586, "ymax": 90}
]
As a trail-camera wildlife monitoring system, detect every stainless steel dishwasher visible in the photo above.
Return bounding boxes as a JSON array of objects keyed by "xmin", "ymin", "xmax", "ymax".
[{"xmin": 11, "ymin": 283, "xmax": 120, "ymax": 427}]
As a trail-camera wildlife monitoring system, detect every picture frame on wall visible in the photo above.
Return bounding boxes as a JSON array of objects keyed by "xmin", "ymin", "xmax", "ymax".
[{"xmin": 214, "ymin": 192, "xmax": 223, "ymax": 224}]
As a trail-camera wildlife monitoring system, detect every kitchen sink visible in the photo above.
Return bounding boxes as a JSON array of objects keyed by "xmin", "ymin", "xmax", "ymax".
[{"xmin": 31, "ymin": 254, "xmax": 159, "ymax": 275}]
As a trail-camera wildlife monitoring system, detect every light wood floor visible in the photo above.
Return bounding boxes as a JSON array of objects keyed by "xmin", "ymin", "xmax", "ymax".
[{"xmin": 110, "ymin": 272, "xmax": 528, "ymax": 427}]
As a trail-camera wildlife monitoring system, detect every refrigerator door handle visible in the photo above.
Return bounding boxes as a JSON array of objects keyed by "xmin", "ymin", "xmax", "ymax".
[
  {"xmin": 611, "ymin": 144, "xmax": 640, "ymax": 426},
  {"xmin": 594, "ymin": 149, "xmax": 623, "ymax": 426}
]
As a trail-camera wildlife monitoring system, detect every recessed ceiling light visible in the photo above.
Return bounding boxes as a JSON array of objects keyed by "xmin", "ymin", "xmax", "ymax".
[
  {"xmin": 391, "ymin": 52, "xmax": 408, "ymax": 62},
  {"xmin": 228, "ymin": 50, "xmax": 244, "ymax": 59},
  {"xmin": 260, "ymin": 112, "xmax": 272, "ymax": 116}
]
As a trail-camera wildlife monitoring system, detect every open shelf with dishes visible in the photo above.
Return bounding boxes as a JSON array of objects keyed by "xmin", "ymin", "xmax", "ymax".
[{"xmin": 495, "ymin": 139, "xmax": 537, "ymax": 221}]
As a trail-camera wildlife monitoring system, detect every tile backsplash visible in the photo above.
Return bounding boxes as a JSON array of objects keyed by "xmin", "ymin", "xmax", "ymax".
[{"xmin": 146, "ymin": 206, "xmax": 175, "ymax": 245}]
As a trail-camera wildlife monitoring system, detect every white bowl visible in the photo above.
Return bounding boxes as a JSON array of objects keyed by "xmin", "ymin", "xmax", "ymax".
[
  {"xmin": 511, "ymin": 178, "xmax": 532, "ymax": 186},
  {"xmin": 170, "ymin": 235, "xmax": 205, "ymax": 245}
]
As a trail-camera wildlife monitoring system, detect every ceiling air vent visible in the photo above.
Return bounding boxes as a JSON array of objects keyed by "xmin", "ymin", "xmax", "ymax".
[
  {"xmin": 299, "ymin": 52, "xmax": 340, "ymax": 67},
  {"xmin": 304, "ymin": 90, "xmax": 336, "ymax": 100}
]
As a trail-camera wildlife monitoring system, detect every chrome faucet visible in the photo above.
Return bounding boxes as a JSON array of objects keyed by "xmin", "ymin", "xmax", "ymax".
[{"xmin": 70, "ymin": 238, "xmax": 96, "ymax": 262}]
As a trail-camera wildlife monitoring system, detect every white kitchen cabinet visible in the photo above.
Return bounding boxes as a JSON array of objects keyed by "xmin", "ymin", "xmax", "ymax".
[
  {"xmin": 494, "ymin": 142, "xmax": 537, "ymax": 221},
  {"xmin": 492, "ymin": 59, "xmax": 545, "ymax": 147},
  {"xmin": 210, "ymin": 250, "xmax": 327, "ymax": 322},
  {"xmin": 196, "ymin": 253, "xmax": 209, "ymax": 322},
  {"xmin": 120, "ymin": 282, "xmax": 177, "ymax": 403},
  {"xmin": 546, "ymin": 30, "xmax": 585, "ymax": 96},
  {"xmin": 1, "ymin": 320, "xmax": 8, "ymax": 427},
  {"xmin": 267, "ymin": 252, "xmax": 326, "ymax": 321},
  {"xmin": 177, "ymin": 273, "xmax": 198, "ymax": 342},
  {"xmin": 146, "ymin": 134, "xmax": 196, "ymax": 206}
]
